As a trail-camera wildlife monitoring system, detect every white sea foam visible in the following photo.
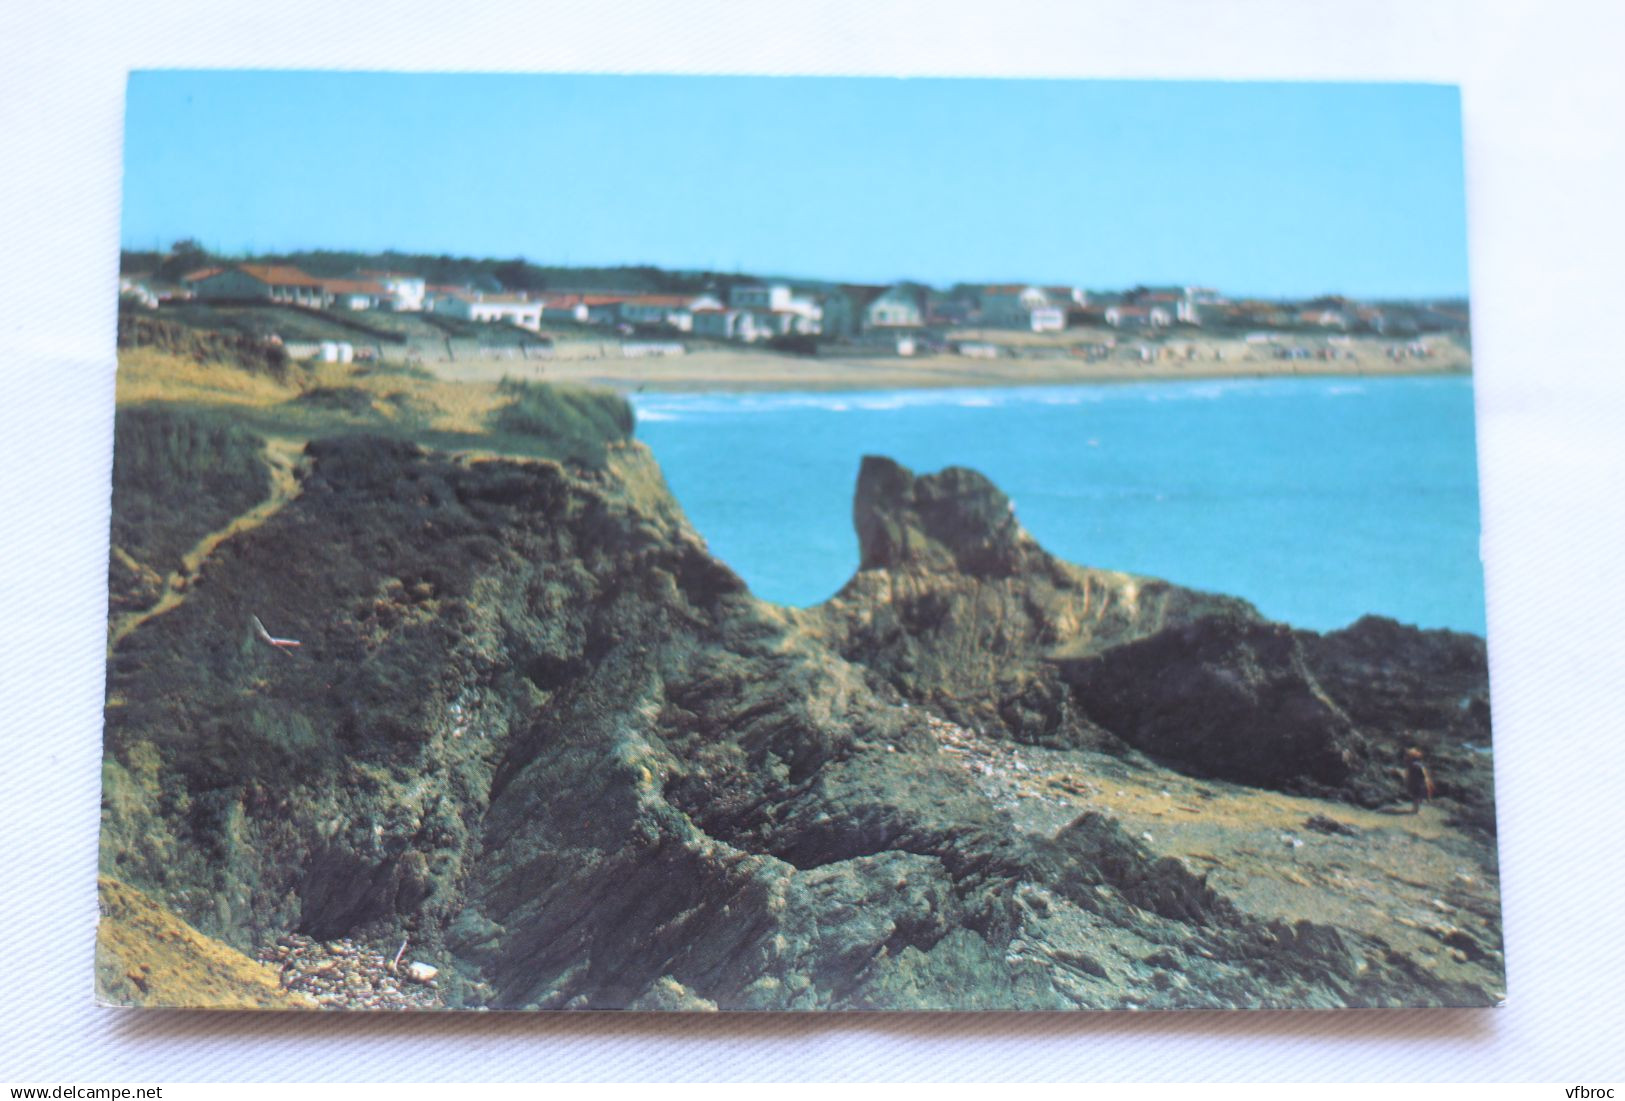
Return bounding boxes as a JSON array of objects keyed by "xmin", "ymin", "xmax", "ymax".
[
  {"xmin": 634, "ymin": 376, "xmax": 1396, "ymax": 422},
  {"xmin": 633, "ymin": 375, "xmax": 1485, "ymax": 634},
  {"xmin": 640, "ymin": 385, "xmax": 1122, "ymax": 417}
]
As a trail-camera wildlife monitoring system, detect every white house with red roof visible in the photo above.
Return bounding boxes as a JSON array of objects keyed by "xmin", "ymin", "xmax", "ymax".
[
  {"xmin": 120, "ymin": 273, "xmax": 196, "ymax": 307},
  {"xmin": 539, "ymin": 294, "xmax": 592, "ymax": 324},
  {"xmin": 1136, "ymin": 286, "xmax": 1204, "ymax": 324},
  {"xmin": 862, "ymin": 285, "xmax": 926, "ymax": 330},
  {"xmin": 728, "ymin": 284, "xmax": 823, "ymax": 335},
  {"xmin": 323, "ymin": 278, "xmax": 390, "ymax": 311},
  {"xmin": 430, "ymin": 288, "xmax": 543, "ymax": 331},
  {"xmin": 975, "ymin": 285, "xmax": 1068, "ymax": 331},
  {"xmin": 686, "ymin": 284, "xmax": 824, "ymax": 342},
  {"xmin": 1105, "ymin": 304, "xmax": 1172, "ymax": 329},
  {"xmin": 358, "ymin": 271, "xmax": 427, "ymax": 311},
  {"xmin": 535, "ymin": 292, "xmax": 638, "ymax": 326},
  {"xmin": 618, "ymin": 293, "xmax": 720, "ymax": 332},
  {"xmin": 690, "ymin": 306, "xmax": 736, "ymax": 339},
  {"xmin": 187, "ymin": 264, "xmax": 328, "ymax": 308},
  {"xmin": 692, "ymin": 307, "xmax": 784, "ymax": 343}
]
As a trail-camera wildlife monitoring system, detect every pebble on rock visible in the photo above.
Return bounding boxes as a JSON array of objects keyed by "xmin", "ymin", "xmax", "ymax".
[{"xmin": 256, "ymin": 933, "xmax": 445, "ymax": 1011}]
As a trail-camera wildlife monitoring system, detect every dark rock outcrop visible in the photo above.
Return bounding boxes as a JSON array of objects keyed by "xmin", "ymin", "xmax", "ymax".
[
  {"xmin": 1300, "ymin": 616, "xmax": 1496, "ymax": 830},
  {"xmin": 1057, "ymin": 616, "xmax": 1369, "ymax": 794},
  {"xmin": 818, "ymin": 457, "xmax": 1495, "ymax": 830},
  {"xmin": 100, "ymin": 422, "xmax": 1500, "ymax": 1011},
  {"xmin": 816, "ymin": 456, "xmax": 1251, "ymax": 752}
]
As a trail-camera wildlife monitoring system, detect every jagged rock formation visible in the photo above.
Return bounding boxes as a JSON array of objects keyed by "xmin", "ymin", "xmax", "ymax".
[
  {"xmin": 818, "ymin": 457, "xmax": 1495, "ymax": 829},
  {"xmin": 101, "ymin": 403, "xmax": 1501, "ymax": 1011},
  {"xmin": 817, "ymin": 455, "xmax": 1253, "ymax": 751}
]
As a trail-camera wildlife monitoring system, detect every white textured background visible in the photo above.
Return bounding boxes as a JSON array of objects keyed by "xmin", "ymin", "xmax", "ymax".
[{"xmin": 3, "ymin": 0, "xmax": 1623, "ymax": 1082}]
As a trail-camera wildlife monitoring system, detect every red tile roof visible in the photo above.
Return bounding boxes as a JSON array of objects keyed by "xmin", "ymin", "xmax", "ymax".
[
  {"xmin": 542, "ymin": 293, "xmax": 629, "ymax": 308},
  {"xmin": 432, "ymin": 288, "xmax": 536, "ymax": 305},
  {"xmin": 322, "ymin": 279, "xmax": 387, "ymax": 296},
  {"xmin": 623, "ymin": 294, "xmax": 694, "ymax": 308},
  {"xmin": 235, "ymin": 264, "xmax": 325, "ymax": 288}
]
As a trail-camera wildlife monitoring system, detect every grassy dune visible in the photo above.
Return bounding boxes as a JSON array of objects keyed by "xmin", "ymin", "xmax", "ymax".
[
  {"xmin": 96, "ymin": 876, "xmax": 314, "ymax": 1009},
  {"xmin": 116, "ymin": 346, "xmax": 633, "ymax": 463},
  {"xmin": 108, "ymin": 343, "xmax": 637, "ymax": 651}
]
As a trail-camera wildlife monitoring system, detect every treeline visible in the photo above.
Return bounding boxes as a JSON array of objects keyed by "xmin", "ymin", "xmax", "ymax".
[{"xmin": 120, "ymin": 240, "xmax": 727, "ymax": 295}]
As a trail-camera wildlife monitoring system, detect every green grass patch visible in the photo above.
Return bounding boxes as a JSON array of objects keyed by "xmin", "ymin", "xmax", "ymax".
[
  {"xmin": 151, "ymin": 302, "xmax": 405, "ymax": 344},
  {"xmin": 118, "ymin": 312, "xmax": 296, "ymax": 381},
  {"xmin": 489, "ymin": 378, "xmax": 635, "ymax": 466},
  {"xmin": 292, "ymin": 386, "xmax": 380, "ymax": 416},
  {"xmin": 111, "ymin": 407, "xmax": 272, "ymax": 575}
]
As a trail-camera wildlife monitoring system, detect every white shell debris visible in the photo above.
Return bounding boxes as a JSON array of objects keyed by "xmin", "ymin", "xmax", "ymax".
[{"xmin": 405, "ymin": 962, "xmax": 439, "ymax": 983}]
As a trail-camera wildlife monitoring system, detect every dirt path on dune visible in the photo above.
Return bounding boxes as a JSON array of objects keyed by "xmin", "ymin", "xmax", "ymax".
[{"xmin": 109, "ymin": 437, "xmax": 307, "ymax": 650}]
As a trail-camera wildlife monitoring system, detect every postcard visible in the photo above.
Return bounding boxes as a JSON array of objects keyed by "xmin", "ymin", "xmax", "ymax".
[{"xmin": 99, "ymin": 72, "xmax": 1500, "ymax": 1011}]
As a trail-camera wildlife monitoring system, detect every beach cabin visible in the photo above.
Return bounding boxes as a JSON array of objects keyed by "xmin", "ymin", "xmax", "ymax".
[
  {"xmin": 432, "ymin": 289, "xmax": 543, "ymax": 331},
  {"xmin": 691, "ymin": 307, "xmax": 736, "ymax": 340},
  {"xmin": 1136, "ymin": 286, "xmax": 1203, "ymax": 325},
  {"xmin": 189, "ymin": 264, "xmax": 328, "ymax": 308},
  {"xmin": 358, "ymin": 271, "xmax": 427, "ymax": 311},
  {"xmin": 1105, "ymin": 305, "xmax": 1171, "ymax": 329},
  {"xmin": 727, "ymin": 284, "xmax": 822, "ymax": 335},
  {"xmin": 976, "ymin": 285, "xmax": 1067, "ymax": 331},
  {"xmin": 730, "ymin": 284, "xmax": 792, "ymax": 311},
  {"xmin": 863, "ymin": 285, "xmax": 925, "ymax": 330},
  {"xmin": 323, "ymin": 278, "xmax": 389, "ymax": 311},
  {"xmin": 619, "ymin": 294, "xmax": 700, "ymax": 331},
  {"xmin": 540, "ymin": 294, "xmax": 591, "ymax": 324}
]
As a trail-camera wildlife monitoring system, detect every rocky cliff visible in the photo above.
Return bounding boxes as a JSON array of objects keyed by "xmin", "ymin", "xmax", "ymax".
[
  {"xmin": 816, "ymin": 457, "xmax": 1494, "ymax": 831},
  {"xmin": 101, "ymin": 398, "xmax": 1502, "ymax": 1011}
]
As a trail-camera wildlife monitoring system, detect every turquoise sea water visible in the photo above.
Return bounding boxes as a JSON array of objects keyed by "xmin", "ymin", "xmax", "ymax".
[{"xmin": 631, "ymin": 376, "xmax": 1485, "ymax": 635}]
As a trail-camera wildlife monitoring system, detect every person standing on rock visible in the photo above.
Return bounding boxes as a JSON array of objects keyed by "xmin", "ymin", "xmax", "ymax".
[{"xmin": 1405, "ymin": 747, "xmax": 1436, "ymax": 814}]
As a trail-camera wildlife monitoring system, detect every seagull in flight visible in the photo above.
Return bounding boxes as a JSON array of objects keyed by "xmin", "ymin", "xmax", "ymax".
[{"xmin": 253, "ymin": 615, "xmax": 302, "ymax": 655}]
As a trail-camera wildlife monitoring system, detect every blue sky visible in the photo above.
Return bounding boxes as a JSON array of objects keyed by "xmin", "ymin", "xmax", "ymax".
[{"xmin": 122, "ymin": 72, "xmax": 1469, "ymax": 298}]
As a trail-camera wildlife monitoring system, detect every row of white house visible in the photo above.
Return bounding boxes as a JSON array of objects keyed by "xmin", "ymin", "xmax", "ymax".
[
  {"xmin": 183, "ymin": 265, "xmax": 430, "ymax": 312},
  {"xmin": 432, "ymin": 283, "xmax": 829, "ymax": 340},
  {"xmin": 175, "ymin": 262, "xmax": 1222, "ymax": 340},
  {"xmin": 179, "ymin": 264, "xmax": 818, "ymax": 339}
]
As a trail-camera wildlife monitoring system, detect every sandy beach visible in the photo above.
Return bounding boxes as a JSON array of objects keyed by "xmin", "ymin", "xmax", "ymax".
[{"xmin": 427, "ymin": 330, "xmax": 1472, "ymax": 393}]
